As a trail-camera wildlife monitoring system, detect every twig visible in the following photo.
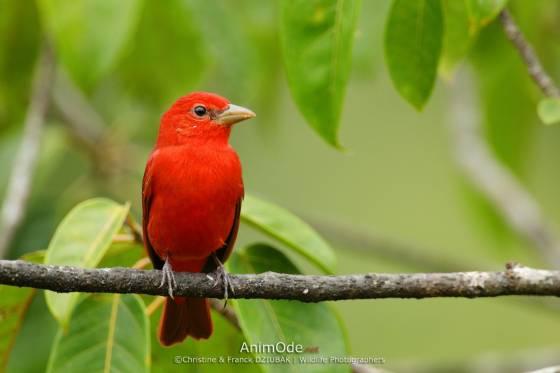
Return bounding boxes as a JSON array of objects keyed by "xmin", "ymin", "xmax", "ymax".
[
  {"xmin": 209, "ymin": 299, "xmax": 241, "ymax": 330},
  {"xmin": 0, "ymin": 45, "xmax": 56, "ymax": 258},
  {"xmin": 52, "ymin": 70, "xmax": 133, "ymax": 177},
  {"xmin": 451, "ymin": 69, "xmax": 560, "ymax": 267},
  {"xmin": 499, "ymin": 10, "xmax": 560, "ymax": 98},
  {"xmin": 52, "ymin": 70, "xmax": 106, "ymax": 148},
  {"xmin": 1, "ymin": 260, "xmax": 560, "ymax": 300}
]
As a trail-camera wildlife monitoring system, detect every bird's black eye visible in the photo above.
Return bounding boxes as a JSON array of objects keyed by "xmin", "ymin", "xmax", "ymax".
[{"xmin": 193, "ymin": 105, "xmax": 207, "ymax": 117}]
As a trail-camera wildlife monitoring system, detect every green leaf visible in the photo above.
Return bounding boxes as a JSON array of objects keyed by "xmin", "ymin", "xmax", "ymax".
[
  {"xmin": 20, "ymin": 250, "xmax": 46, "ymax": 263},
  {"xmin": 230, "ymin": 244, "xmax": 349, "ymax": 373},
  {"xmin": 99, "ymin": 242, "xmax": 145, "ymax": 268},
  {"xmin": 280, "ymin": 0, "xmax": 362, "ymax": 147},
  {"xmin": 241, "ymin": 195, "xmax": 336, "ymax": 274},
  {"xmin": 46, "ymin": 294, "xmax": 150, "ymax": 373},
  {"xmin": 385, "ymin": 0, "xmax": 443, "ymax": 110},
  {"xmin": 537, "ymin": 98, "xmax": 560, "ymax": 125},
  {"xmin": 0, "ymin": 286, "xmax": 35, "ymax": 371},
  {"xmin": 44, "ymin": 198, "xmax": 130, "ymax": 327},
  {"xmin": 440, "ymin": 0, "xmax": 474, "ymax": 77},
  {"xmin": 465, "ymin": 0, "xmax": 508, "ymax": 32},
  {"xmin": 37, "ymin": 0, "xmax": 143, "ymax": 88}
]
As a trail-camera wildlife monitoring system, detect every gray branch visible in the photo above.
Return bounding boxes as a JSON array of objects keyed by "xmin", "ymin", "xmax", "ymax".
[
  {"xmin": 0, "ymin": 45, "xmax": 56, "ymax": 258},
  {"xmin": 1, "ymin": 260, "xmax": 560, "ymax": 301},
  {"xmin": 499, "ymin": 10, "xmax": 560, "ymax": 98},
  {"xmin": 451, "ymin": 69, "xmax": 560, "ymax": 267}
]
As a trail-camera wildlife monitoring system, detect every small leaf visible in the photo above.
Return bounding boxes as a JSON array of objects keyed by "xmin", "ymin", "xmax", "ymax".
[
  {"xmin": 537, "ymin": 98, "xmax": 560, "ymax": 125},
  {"xmin": 465, "ymin": 0, "xmax": 508, "ymax": 32},
  {"xmin": 385, "ymin": 0, "xmax": 443, "ymax": 110},
  {"xmin": 440, "ymin": 0, "xmax": 474, "ymax": 77},
  {"xmin": 241, "ymin": 194, "xmax": 336, "ymax": 274},
  {"xmin": 280, "ymin": 0, "xmax": 362, "ymax": 146},
  {"xmin": 20, "ymin": 250, "xmax": 45, "ymax": 263},
  {"xmin": 0, "ymin": 286, "xmax": 35, "ymax": 371},
  {"xmin": 45, "ymin": 198, "xmax": 130, "ymax": 327},
  {"xmin": 46, "ymin": 294, "xmax": 150, "ymax": 373},
  {"xmin": 37, "ymin": 0, "xmax": 143, "ymax": 88},
  {"xmin": 230, "ymin": 244, "xmax": 349, "ymax": 373}
]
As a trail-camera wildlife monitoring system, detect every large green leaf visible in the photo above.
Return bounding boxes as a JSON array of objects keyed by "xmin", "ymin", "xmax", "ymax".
[
  {"xmin": 280, "ymin": 0, "xmax": 361, "ymax": 147},
  {"xmin": 0, "ymin": 286, "xmax": 35, "ymax": 371},
  {"xmin": 465, "ymin": 0, "xmax": 508, "ymax": 32},
  {"xmin": 440, "ymin": 0, "xmax": 474, "ymax": 77},
  {"xmin": 241, "ymin": 195, "xmax": 336, "ymax": 274},
  {"xmin": 230, "ymin": 244, "xmax": 349, "ymax": 373},
  {"xmin": 44, "ymin": 198, "xmax": 130, "ymax": 327},
  {"xmin": 47, "ymin": 294, "xmax": 150, "ymax": 373},
  {"xmin": 385, "ymin": 0, "xmax": 443, "ymax": 110},
  {"xmin": 37, "ymin": 0, "xmax": 143, "ymax": 88},
  {"xmin": 537, "ymin": 98, "xmax": 560, "ymax": 125}
]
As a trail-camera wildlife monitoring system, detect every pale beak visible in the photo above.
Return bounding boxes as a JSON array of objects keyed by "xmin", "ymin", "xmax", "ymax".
[{"xmin": 215, "ymin": 104, "xmax": 256, "ymax": 126}]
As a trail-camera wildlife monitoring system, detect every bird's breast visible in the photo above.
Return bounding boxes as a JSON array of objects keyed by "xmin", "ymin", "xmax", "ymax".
[{"xmin": 147, "ymin": 145, "xmax": 243, "ymax": 264}]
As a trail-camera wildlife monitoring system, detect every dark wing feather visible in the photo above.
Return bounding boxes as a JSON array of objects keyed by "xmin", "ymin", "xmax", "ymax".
[
  {"xmin": 202, "ymin": 198, "xmax": 242, "ymax": 272},
  {"xmin": 142, "ymin": 154, "xmax": 164, "ymax": 270}
]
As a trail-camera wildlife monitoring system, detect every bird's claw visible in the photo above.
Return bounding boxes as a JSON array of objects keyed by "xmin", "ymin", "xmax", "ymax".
[
  {"xmin": 160, "ymin": 258, "xmax": 177, "ymax": 299},
  {"xmin": 212, "ymin": 253, "xmax": 234, "ymax": 308}
]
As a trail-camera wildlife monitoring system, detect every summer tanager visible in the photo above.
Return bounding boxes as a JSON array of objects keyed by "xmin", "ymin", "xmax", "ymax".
[{"xmin": 142, "ymin": 92, "xmax": 255, "ymax": 346}]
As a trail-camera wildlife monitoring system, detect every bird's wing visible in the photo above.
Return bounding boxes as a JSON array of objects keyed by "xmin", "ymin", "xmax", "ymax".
[
  {"xmin": 203, "ymin": 197, "xmax": 242, "ymax": 272},
  {"xmin": 142, "ymin": 152, "xmax": 164, "ymax": 270}
]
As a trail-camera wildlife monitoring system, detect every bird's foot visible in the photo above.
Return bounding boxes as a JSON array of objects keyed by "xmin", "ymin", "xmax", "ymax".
[
  {"xmin": 212, "ymin": 253, "xmax": 234, "ymax": 308},
  {"xmin": 159, "ymin": 257, "xmax": 177, "ymax": 299}
]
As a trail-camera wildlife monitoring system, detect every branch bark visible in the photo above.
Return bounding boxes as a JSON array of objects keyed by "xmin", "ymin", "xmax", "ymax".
[
  {"xmin": 499, "ymin": 9, "xmax": 560, "ymax": 98},
  {"xmin": 0, "ymin": 44, "xmax": 56, "ymax": 258},
  {"xmin": 1, "ymin": 260, "xmax": 560, "ymax": 300}
]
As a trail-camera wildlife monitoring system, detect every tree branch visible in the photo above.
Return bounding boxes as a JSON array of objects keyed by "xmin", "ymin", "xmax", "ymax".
[
  {"xmin": 499, "ymin": 9, "xmax": 560, "ymax": 98},
  {"xmin": 0, "ymin": 44, "xmax": 56, "ymax": 258},
  {"xmin": 1, "ymin": 260, "xmax": 560, "ymax": 300},
  {"xmin": 451, "ymin": 69, "xmax": 560, "ymax": 267}
]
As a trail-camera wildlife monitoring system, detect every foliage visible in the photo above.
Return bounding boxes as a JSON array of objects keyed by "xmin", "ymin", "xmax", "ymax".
[
  {"xmin": 538, "ymin": 97, "xmax": 560, "ymax": 125},
  {"xmin": 230, "ymin": 244, "xmax": 348, "ymax": 373},
  {"xmin": 6, "ymin": 196, "xmax": 345, "ymax": 372},
  {"xmin": 44, "ymin": 198, "xmax": 130, "ymax": 327},
  {"xmin": 2, "ymin": 0, "xmax": 560, "ymax": 372}
]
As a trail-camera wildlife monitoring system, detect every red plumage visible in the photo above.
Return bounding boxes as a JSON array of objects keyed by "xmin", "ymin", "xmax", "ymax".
[{"xmin": 142, "ymin": 92, "xmax": 254, "ymax": 346}]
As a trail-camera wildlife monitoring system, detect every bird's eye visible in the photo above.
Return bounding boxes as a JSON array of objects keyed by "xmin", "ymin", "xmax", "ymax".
[{"xmin": 193, "ymin": 105, "xmax": 207, "ymax": 117}]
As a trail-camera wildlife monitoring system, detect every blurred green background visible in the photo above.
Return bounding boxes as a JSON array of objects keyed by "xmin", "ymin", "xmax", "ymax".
[{"xmin": 2, "ymin": 0, "xmax": 560, "ymax": 372}]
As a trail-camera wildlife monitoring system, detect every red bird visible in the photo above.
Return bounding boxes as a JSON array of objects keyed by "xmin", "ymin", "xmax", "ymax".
[{"xmin": 142, "ymin": 92, "xmax": 255, "ymax": 346}]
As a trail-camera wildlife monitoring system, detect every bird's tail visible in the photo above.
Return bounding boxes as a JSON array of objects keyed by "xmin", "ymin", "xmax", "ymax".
[{"xmin": 158, "ymin": 296, "xmax": 213, "ymax": 346}]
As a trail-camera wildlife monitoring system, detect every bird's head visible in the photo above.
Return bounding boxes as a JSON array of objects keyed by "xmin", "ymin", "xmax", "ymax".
[{"xmin": 157, "ymin": 92, "xmax": 255, "ymax": 147}]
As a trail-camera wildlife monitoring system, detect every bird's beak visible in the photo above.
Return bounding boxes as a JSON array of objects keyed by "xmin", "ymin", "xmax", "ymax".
[{"xmin": 215, "ymin": 104, "xmax": 256, "ymax": 126}]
